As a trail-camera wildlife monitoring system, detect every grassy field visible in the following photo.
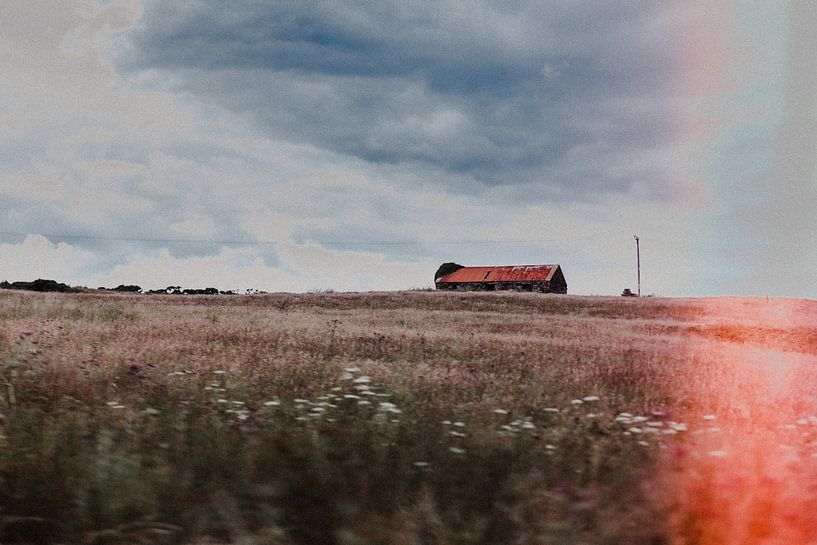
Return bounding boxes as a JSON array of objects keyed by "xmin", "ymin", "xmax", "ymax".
[{"xmin": 1, "ymin": 290, "xmax": 816, "ymax": 544}]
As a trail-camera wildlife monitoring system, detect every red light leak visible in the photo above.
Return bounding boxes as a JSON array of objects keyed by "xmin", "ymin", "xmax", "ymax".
[{"xmin": 664, "ymin": 299, "xmax": 817, "ymax": 544}]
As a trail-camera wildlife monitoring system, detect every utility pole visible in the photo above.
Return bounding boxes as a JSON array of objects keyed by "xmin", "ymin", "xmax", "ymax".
[{"xmin": 634, "ymin": 235, "xmax": 641, "ymax": 297}]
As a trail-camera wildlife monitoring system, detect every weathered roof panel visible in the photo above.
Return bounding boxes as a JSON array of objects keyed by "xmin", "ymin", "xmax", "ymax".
[{"xmin": 437, "ymin": 265, "xmax": 558, "ymax": 284}]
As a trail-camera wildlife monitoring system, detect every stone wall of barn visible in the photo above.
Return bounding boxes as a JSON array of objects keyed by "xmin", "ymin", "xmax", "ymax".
[{"xmin": 435, "ymin": 281, "xmax": 565, "ymax": 293}]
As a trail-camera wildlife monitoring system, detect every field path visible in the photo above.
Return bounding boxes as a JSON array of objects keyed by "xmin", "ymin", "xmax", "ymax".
[{"xmin": 666, "ymin": 298, "xmax": 817, "ymax": 545}]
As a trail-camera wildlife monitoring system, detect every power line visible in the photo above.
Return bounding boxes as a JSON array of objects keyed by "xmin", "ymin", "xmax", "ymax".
[{"xmin": 0, "ymin": 231, "xmax": 552, "ymax": 247}]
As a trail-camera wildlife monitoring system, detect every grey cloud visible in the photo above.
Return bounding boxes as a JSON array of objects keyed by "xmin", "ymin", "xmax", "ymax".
[{"xmin": 116, "ymin": 0, "xmax": 683, "ymax": 199}]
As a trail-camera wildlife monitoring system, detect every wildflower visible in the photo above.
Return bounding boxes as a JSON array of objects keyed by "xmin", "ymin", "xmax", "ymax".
[
  {"xmin": 449, "ymin": 447, "xmax": 466, "ymax": 454},
  {"xmin": 646, "ymin": 421, "xmax": 663, "ymax": 427},
  {"xmin": 586, "ymin": 414, "xmax": 597, "ymax": 418},
  {"xmin": 637, "ymin": 441, "xmax": 649, "ymax": 446},
  {"xmin": 703, "ymin": 415, "xmax": 716, "ymax": 421},
  {"xmin": 340, "ymin": 373, "xmax": 354, "ymax": 381},
  {"xmin": 353, "ymin": 375, "xmax": 371, "ymax": 384},
  {"xmin": 708, "ymin": 450, "xmax": 727, "ymax": 458},
  {"xmin": 213, "ymin": 370, "xmax": 226, "ymax": 375},
  {"xmin": 583, "ymin": 396, "xmax": 600, "ymax": 402},
  {"xmin": 571, "ymin": 399, "xmax": 584, "ymax": 405},
  {"xmin": 629, "ymin": 427, "xmax": 643, "ymax": 433},
  {"xmin": 216, "ymin": 399, "xmax": 228, "ymax": 404},
  {"xmin": 543, "ymin": 408, "xmax": 560, "ymax": 413},
  {"xmin": 343, "ymin": 394, "xmax": 361, "ymax": 400},
  {"xmin": 330, "ymin": 386, "xmax": 342, "ymax": 392},
  {"xmin": 378, "ymin": 402, "xmax": 401, "ymax": 414},
  {"xmin": 493, "ymin": 409, "xmax": 509, "ymax": 415},
  {"xmin": 441, "ymin": 420, "xmax": 451, "ymax": 425},
  {"xmin": 263, "ymin": 400, "xmax": 281, "ymax": 406},
  {"xmin": 358, "ymin": 400, "xmax": 371, "ymax": 406},
  {"xmin": 345, "ymin": 367, "xmax": 361, "ymax": 373},
  {"xmin": 545, "ymin": 444, "xmax": 556, "ymax": 450},
  {"xmin": 449, "ymin": 431, "xmax": 466, "ymax": 437},
  {"xmin": 453, "ymin": 421, "xmax": 465, "ymax": 427},
  {"xmin": 144, "ymin": 408, "xmax": 161, "ymax": 416},
  {"xmin": 413, "ymin": 461, "xmax": 430, "ymax": 467},
  {"xmin": 293, "ymin": 399, "xmax": 310, "ymax": 405},
  {"xmin": 521, "ymin": 421, "xmax": 535, "ymax": 429}
]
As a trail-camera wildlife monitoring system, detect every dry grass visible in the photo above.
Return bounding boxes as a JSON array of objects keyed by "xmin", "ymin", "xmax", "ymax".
[{"xmin": 1, "ymin": 290, "xmax": 816, "ymax": 544}]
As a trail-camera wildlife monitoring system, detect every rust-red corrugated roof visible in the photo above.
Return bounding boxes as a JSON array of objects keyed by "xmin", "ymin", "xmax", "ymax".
[{"xmin": 437, "ymin": 265, "xmax": 558, "ymax": 283}]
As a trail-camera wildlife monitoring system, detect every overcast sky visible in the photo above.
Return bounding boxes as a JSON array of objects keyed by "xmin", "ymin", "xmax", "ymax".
[{"xmin": 1, "ymin": 1, "xmax": 815, "ymax": 296}]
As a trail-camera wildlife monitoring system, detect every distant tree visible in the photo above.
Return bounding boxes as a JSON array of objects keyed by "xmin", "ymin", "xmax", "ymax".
[
  {"xmin": 182, "ymin": 287, "xmax": 217, "ymax": 295},
  {"xmin": 0, "ymin": 279, "xmax": 78, "ymax": 293},
  {"xmin": 434, "ymin": 262, "xmax": 464, "ymax": 280},
  {"xmin": 112, "ymin": 284, "xmax": 142, "ymax": 293}
]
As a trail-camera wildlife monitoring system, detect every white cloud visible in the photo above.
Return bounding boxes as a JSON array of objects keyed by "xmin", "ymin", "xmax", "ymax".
[
  {"xmin": 90, "ymin": 244, "xmax": 435, "ymax": 292},
  {"xmin": 169, "ymin": 214, "xmax": 218, "ymax": 238},
  {"xmin": 0, "ymin": 235, "xmax": 96, "ymax": 284}
]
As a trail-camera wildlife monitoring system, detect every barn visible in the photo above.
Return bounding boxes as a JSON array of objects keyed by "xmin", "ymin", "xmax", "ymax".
[{"xmin": 434, "ymin": 263, "xmax": 567, "ymax": 294}]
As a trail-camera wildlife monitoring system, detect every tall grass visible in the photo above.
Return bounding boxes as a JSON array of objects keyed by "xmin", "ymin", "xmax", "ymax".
[{"xmin": 1, "ymin": 291, "xmax": 814, "ymax": 544}]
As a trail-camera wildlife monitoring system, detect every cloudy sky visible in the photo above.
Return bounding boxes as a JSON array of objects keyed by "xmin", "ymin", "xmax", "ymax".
[{"xmin": 1, "ymin": 1, "xmax": 815, "ymax": 296}]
